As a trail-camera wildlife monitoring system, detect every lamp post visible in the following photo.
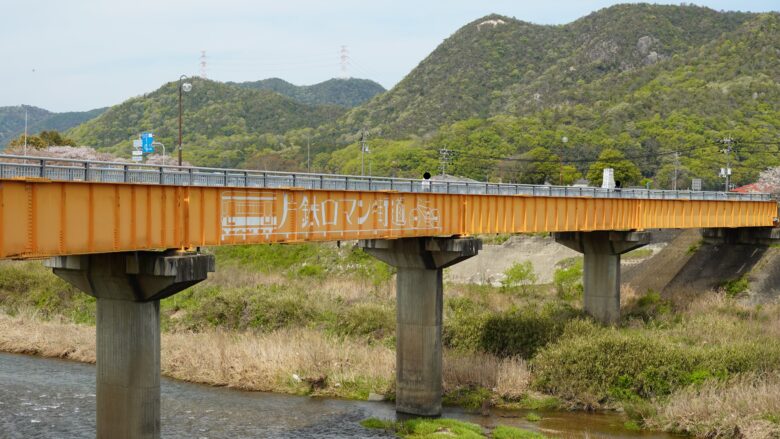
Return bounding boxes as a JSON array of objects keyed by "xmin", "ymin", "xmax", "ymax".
[
  {"xmin": 153, "ymin": 142, "xmax": 166, "ymax": 165},
  {"xmin": 178, "ymin": 75, "xmax": 193, "ymax": 166}
]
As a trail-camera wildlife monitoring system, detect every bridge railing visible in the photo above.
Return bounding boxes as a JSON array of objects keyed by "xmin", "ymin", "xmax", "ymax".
[{"xmin": 0, "ymin": 154, "xmax": 771, "ymax": 202}]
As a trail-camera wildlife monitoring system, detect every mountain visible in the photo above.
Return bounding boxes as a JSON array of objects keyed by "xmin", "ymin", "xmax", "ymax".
[
  {"xmin": 232, "ymin": 77, "xmax": 385, "ymax": 108},
  {"xmin": 0, "ymin": 106, "xmax": 106, "ymax": 146},
  {"xmin": 67, "ymin": 79, "xmax": 346, "ymax": 168},
  {"xmin": 334, "ymin": 4, "xmax": 754, "ymax": 138}
]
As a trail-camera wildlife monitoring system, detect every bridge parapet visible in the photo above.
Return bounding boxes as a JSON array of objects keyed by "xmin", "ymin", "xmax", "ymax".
[{"xmin": 0, "ymin": 154, "xmax": 771, "ymax": 201}]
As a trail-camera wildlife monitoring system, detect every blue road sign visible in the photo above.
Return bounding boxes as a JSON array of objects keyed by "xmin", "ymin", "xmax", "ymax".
[{"xmin": 141, "ymin": 132, "xmax": 155, "ymax": 153}]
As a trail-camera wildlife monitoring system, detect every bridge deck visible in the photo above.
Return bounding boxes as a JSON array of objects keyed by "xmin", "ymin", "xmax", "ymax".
[{"xmin": 0, "ymin": 156, "xmax": 775, "ymax": 260}]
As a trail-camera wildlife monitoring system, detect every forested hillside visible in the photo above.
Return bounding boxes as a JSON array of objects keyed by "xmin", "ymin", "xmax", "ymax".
[
  {"xmin": 68, "ymin": 79, "xmax": 345, "ymax": 168},
  {"xmin": 314, "ymin": 7, "xmax": 780, "ymax": 190},
  {"xmin": 0, "ymin": 106, "xmax": 105, "ymax": 147},
  {"xmin": 233, "ymin": 77, "xmax": 385, "ymax": 108},
  {"xmin": 333, "ymin": 4, "xmax": 753, "ymax": 138},
  {"xmin": 63, "ymin": 4, "xmax": 780, "ymax": 189}
]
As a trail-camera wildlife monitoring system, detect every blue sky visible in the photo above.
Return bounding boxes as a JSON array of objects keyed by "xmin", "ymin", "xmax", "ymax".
[{"xmin": 1, "ymin": 0, "xmax": 777, "ymax": 112}]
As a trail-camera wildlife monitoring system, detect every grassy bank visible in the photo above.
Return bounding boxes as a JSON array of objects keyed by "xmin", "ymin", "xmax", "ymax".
[{"xmin": 1, "ymin": 243, "xmax": 779, "ymax": 437}]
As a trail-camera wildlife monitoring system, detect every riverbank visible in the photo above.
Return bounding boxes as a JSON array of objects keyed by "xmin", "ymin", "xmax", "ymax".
[{"xmin": 1, "ymin": 242, "xmax": 780, "ymax": 438}]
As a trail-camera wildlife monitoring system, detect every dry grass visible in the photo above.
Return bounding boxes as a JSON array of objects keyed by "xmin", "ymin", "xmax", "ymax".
[
  {"xmin": 0, "ymin": 309, "xmax": 95, "ymax": 362},
  {"xmin": 443, "ymin": 351, "xmax": 530, "ymax": 399},
  {"xmin": 0, "ymin": 310, "xmax": 531, "ymax": 402},
  {"xmin": 0, "ymin": 310, "xmax": 394, "ymax": 397},
  {"xmin": 649, "ymin": 373, "xmax": 780, "ymax": 438},
  {"xmin": 162, "ymin": 328, "xmax": 394, "ymax": 396}
]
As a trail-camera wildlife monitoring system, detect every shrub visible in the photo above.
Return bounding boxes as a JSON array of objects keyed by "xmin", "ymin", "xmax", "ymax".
[
  {"xmin": 501, "ymin": 261, "xmax": 538, "ymax": 293},
  {"xmin": 552, "ymin": 259, "xmax": 583, "ymax": 301},
  {"xmin": 443, "ymin": 297, "xmax": 490, "ymax": 351},
  {"xmin": 331, "ymin": 303, "xmax": 394, "ymax": 339},
  {"xmin": 623, "ymin": 290, "xmax": 671, "ymax": 322},
  {"xmin": 481, "ymin": 304, "xmax": 580, "ymax": 359},
  {"xmin": 532, "ymin": 324, "xmax": 698, "ymax": 404},
  {"xmin": 532, "ymin": 319, "xmax": 780, "ymax": 406},
  {"xmin": 722, "ymin": 276, "xmax": 749, "ymax": 297}
]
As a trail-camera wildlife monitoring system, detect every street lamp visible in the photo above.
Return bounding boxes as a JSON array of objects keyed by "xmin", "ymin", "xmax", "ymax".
[{"xmin": 178, "ymin": 75, "xmax": 193, "ymax": 166}]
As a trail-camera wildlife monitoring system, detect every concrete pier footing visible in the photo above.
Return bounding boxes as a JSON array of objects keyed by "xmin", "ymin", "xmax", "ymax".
[
  {"xmin": 554, "ymin": 231, "xmax": 650, "ymax": 325},
  {"xmin": 359, "ymin": 237, "xmax": 481, "ymax": 416},
  {"xmin": 46, "ymin": 251, "xmax": 214, "ymax": 439}
]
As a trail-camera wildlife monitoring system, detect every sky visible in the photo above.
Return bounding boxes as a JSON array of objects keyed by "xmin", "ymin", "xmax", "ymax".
[{"xmin": 1, "ymin": 0, "xmax": 778, "ymax": 112}]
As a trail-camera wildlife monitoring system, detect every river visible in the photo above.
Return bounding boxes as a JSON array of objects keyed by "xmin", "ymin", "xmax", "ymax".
[{"xmin": 0, "ymin": 352, "xmax": 676, "ymax": 438}]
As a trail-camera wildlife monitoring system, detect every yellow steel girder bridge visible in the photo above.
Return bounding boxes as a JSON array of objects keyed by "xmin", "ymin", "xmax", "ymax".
[
  {"xmin": 0, "ymin": 155, "xmax": 775, "ymax": 259},
  {"xmin": 4, "ymin": 154, "xmax": 779, "ymax": 437}
]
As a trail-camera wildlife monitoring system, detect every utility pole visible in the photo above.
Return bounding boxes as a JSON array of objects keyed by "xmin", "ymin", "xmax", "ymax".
[
  {"xmin": 360, "ymin": 130, "xmax": 368, "ymax": 176},
  {"xmin": 23, "ymin": 107, "xmax": 28, "ymax": 157},
  {"xmin": 307, "ymin": 135, "xmax": 311, "ymax": 172}
]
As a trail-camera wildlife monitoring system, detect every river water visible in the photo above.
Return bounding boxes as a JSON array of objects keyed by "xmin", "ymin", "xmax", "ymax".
[{"xmin": 0, "ymin": 352, "xmax": 675, "ymax": 438}]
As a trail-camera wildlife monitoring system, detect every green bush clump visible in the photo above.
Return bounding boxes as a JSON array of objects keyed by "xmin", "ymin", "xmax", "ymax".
[
  {"xmin": 0, "ymin": 261, "xmax": 95, "ymax": 323},
  {"xmin": 722, "ymin": 276, "xmax": 749, "ymax": 297},
  {"xmin": 624, "ymin": 290, "xmax": 671, "ymax": 322},
  {"xmin": 532, "ymin": 320, "xmax": 780, "ymax": 405},
  {"xmin": 443, "ymin": 297, "xmax": 490, "ymax": 351},
  {"xmin": 480, "ymin": 304, "xmax": 580, "ymax": 359},
  {"xmin": 552, "ymin": 259, "xmax": 583, "ymax": 301},
  {"xmin": 181, "ymin": 285, "xmax": 316, "ymax": 331},
  {"xmin": 330, "ymin": 303, "xmax": 394, "ymax": 339},
  {"xmin": 532, "ymin": 322, "xmax": 698, "ymax": 403},
  {"xmin": 501, "ymin": 261, "xmax": 538, "ymax": 293}
]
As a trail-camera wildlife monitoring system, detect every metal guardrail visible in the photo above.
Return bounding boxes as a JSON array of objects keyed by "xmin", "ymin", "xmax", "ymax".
[{"xmin": 0, "ymin": 154, "xmax": 771, "ymax": 202}]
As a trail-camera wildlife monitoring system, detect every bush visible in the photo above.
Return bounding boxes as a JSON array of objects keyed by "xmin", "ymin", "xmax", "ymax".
[
  {"xmin": 501, "ymin": 261, "xmax": 538, "ymax": 293},
  {"xmin": 330, "ymin": 303, "xmax": 394, "ymax": 339},
  {"xmin": 182, "ymin": 285, "xmax": 316, "ymax": 331},
  {"xmin": 532, "ymin": 322, "xmax": 698, "ymax": 404},
  {"xmin": 722, "ymin": 276, "xmax": 749, "ymax": 297},
  {"xmin": 552, "ymin": 259, "xmax": 583, "ymax": 301},
  {"xmin": 443, "ymin": 297, "xmax": 491, "ymax": 351},
  {"xmin": 623, "ymin": 290, "xmax": 671, "ymax": 322},
  {"xmin": 532, "ymin": 320, "xmax": 780, "ymax": 405},
  {"xmin": 481, "ymin": 304, "xmax": 580, "ymax": 359}
]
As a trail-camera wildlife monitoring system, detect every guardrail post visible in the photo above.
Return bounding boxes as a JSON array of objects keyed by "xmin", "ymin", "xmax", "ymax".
[
  {"xmin": 188, "ymin": 168, "xmax": 193, "ymax": 186},
  {"xmin": 159, "ymin": 166, "xmax": 164, "ymax": 185},
  {"xmin": 123, "ymin": 165, "xmax": 129, "ymax": 183},
  {"xmin": 345, "ymin": 177, "xmax": 349, "ymax": 191},
  {"xmin": 320, "ymin": 175, "xmax": 324, "ymax": 189},
  {"xmin": 292, "ymin": 174, "xmax": 297, "ymax": 188},
  {"xmin": 85, "ymin": 162, "xmax": 90, "ymax": 181},
  {"xmin": 39, "ymin": 159, "xmax": 46, "ymax": 178}
]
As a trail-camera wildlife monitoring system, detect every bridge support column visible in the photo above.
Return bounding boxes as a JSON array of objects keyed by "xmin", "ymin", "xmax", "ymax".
[
  {"xmin": 359, "ymin": 237, "xmax": 481, "ymax": 416},
  {"xmin": 554, "ymin": 231, "xmax": 650, "ymax": 325},
  {"xmin": 45, "ymin": 251, "xmax": 214, "ymax": 439}
]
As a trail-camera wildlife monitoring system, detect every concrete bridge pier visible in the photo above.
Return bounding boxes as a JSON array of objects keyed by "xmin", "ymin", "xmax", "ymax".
[
  {"xmin": 45, "ymin": 251, "xmax": 214, "ymax": 439},
  {"xmin": 359, "ymin": 237, "xmax": 481, "ymax": 416},
  {"xmin": 554, "ymin": 231, "xmax": 650, "ymax": 325}
]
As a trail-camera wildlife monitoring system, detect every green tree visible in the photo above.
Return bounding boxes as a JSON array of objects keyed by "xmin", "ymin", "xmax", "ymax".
[
  {"xmin": 586, "ymin": 149, "xmax": 642, "ymax": 187},
  {"xmin": 516, "ymin": 147, "xmax": 562, "ymax": 184}
]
